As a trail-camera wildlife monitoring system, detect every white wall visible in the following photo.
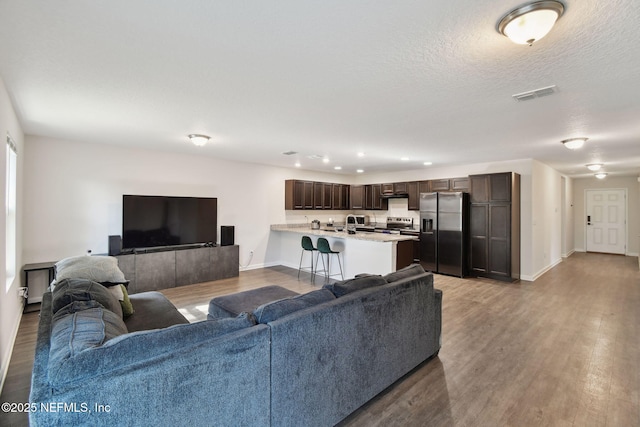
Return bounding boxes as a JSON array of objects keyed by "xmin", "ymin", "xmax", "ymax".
[
  {"xmin": 572, "ymin": 175, "xmax": 640, "ymax": 255},
  {"xmin": 530, "ymin": 160, "xmax": 563, "ymax": 279},
  {"xmin": 22, "ymin": 136, "xmax": 349, "ymax": 269},
  {"xmin": 0, "ymin": 77, "xmax": 24, "ymax": 393},
  {"xmin": 561, "ymin": 176, "xmax": 575, "ymax": 258}
]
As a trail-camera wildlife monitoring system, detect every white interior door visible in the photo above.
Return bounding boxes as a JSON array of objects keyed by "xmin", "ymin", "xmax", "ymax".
[{"xmin": 585, "ymin": 189, "xmax": 626, "ymax": 254}]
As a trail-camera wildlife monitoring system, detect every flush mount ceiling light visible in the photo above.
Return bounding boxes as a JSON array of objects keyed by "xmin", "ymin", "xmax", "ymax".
[
  {"xmin": 595, "ymin": 172, "xmax": 608, "ymax": 179},
  {"xmin": 188, "ymin": 134, "xmax": 210, "ymax": 147},
  {"xmin": 586, "ymin": 163, "xmax": 603, "ymax": 171},
  {"xmin": 498, "ymin": 1, "xmax": 565, "ymax": 46},
  {"xmin": 561, "ymin": 137, "xmax": 588, "ymax": 150}
]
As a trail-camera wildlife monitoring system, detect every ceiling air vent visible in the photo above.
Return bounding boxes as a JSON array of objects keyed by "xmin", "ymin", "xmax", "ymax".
[
  {"xmin": 282, "ymin": 151, "xmax": 298, "ymax": 156},
  {"xmin": 512, "ymin": 85, "xmax": 557, "ymax": 102}
]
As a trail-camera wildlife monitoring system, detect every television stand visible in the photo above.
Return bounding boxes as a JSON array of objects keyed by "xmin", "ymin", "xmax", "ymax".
[{"xmin": 116, "ymin": 245, "xmax": 239, "ymax": 293}]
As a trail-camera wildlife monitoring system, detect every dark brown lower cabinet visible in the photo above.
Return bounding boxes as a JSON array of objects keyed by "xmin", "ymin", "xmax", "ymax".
[{"xmin": 396, "ymin": 240, "xmax": 415, "ymax": 270}]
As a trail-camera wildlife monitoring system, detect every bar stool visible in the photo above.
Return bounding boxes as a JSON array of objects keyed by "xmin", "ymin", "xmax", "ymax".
[
  {"xmin": 315, "ymin": 237, "xmax": 344, "ymax": 282},
  {"xmin": 298, "ymin": 236, "xmax": 317, "ymax": 280}
]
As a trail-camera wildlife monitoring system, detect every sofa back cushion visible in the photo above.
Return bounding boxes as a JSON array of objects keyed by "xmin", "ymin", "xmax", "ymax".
[
  {"xmin": 253, "ymin": 289, "xmax": 335, "ymax": 324},
  {"xmin": 48, "ymin": 306, "xmax": 128, "ymax": 384},
  {"xmin": 382, "ymin": 263, "xmax": 426, "ymax": 283},
  {"xmin": 52, "ymin": 278, "xmax": 123, "ymax": 319},
  {"xmin": 323, "ymin": 275, "xmax": 387, "ymax": 297},
  {"xmin": 48, "ymin": 313, "xmax": 256, "ymax": 387}
]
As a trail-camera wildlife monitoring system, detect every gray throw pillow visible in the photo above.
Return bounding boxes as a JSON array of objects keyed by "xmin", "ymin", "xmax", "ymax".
[
  {"xmin": 52, "ymin": 278, "xmax": 123, "ymax": 319},
  {"xmin": 55, "ymin": 255, "xmax": 128, "ymax": 285},
  {"xmin": 253, "ymin": 289, "xmax": 336, "ymax": 324},
  {"xmin": 323, "ymin": 275, "xmax": 387, "ymax": 297}
]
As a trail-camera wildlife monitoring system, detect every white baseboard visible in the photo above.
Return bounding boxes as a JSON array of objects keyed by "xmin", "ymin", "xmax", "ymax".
[
  {"xmin": 562, "ymin": 249, "xmax": 575, "ymax": 258},
  {"xmin": 522, "ymin": 257, "xmax": 563, "ymax": 282}
]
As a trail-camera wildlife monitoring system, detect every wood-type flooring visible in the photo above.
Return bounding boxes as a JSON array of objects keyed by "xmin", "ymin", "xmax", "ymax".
[{"xmin": 1, "ymin": 252, "xmax": 638, "ymax": 426}]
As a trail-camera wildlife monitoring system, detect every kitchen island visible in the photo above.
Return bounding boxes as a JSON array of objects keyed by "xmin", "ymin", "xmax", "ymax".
[{"xmin": 270, "ymin": 224, "xmax": 418, "ymax": 280}]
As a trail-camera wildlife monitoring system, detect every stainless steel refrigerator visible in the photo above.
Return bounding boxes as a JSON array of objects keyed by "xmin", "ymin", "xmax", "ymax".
[{"xmin": 419, "ymin": 192, "xmax": 469, "ymax": 277}]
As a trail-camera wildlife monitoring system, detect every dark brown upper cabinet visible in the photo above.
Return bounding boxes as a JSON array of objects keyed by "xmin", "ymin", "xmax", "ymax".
[
  {"xmin": 285, "ymin": 180, "xmax": 314, "ymax": 210},
  {"xmin": 407, "ymin": 181, "xmax": 420, "ymax": 210},
  {"xmin": 350, "ymin": 185, "xmax": 365, "ymax": 209}
]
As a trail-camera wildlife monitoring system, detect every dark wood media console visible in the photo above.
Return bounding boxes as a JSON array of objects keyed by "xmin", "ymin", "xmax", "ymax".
[{"xmin": 116, "ymin": 245, "xmax": 239, "ymax": 293}]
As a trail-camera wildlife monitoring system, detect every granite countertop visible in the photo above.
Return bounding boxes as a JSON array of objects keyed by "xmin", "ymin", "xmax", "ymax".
[{"xmin": 270, "ymin": 224, "xmax": 418, "ymax": 243}]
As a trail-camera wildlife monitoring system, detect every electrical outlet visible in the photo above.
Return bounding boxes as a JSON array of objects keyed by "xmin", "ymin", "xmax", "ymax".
[{"xmin": 18, "ymin": 287, "xmax": 28, "ymax": 298}]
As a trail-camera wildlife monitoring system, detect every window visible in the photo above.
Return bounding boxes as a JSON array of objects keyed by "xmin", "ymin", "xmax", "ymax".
[{"xmin": 6, "ymin": 134, "xmax": 17, "ymax": 291}]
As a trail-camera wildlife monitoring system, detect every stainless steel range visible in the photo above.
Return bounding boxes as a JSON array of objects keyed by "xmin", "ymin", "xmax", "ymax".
[{"xmin": 378, "ymin": 217, "xmax": 418, "ymax": 235}]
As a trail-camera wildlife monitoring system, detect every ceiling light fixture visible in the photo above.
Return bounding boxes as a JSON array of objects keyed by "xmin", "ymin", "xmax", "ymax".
[
  {"xmin": 322, "ymin": 158, "xmax": 330, "ymax": 164},
  {"xmin": 334, "ymin": 166, "xmax": 342, "ymax": 170},
  {"xmin": 497, "ymin": 1, "xmax": 565, "ymax": 46},
  {"xmin": 595, "ymin": 172, "xmax": 608, "ymax": 179},
  {"xmin": 188, "ymin": 134, "xmax": 210, "ymax": 147},
  {"xmin": 423, "ymin": 162, "xmax": 433, "ymax": 166},
  {"xmin": 561, "ymin": 137, "xmax": 588, "ymax": 150},
  {"xmin": 294, "ymin": 162, "xmax": 301, "ymax": 168},
  {"xmin": 586, "ymin": 163, "xmax": 603, "ymax": 171},
  {"xmin": 400, "ymin": 157, "xmax": 409, "ymax": 161},
  {"xmin": 357, "ymin": 169, "xmax": 364, "ymax": 173}
]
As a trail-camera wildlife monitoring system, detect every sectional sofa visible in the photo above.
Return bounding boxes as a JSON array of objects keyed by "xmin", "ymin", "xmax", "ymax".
[{"xmin": 30, "ymin": 258, "xmax": 441, "ymax": 426}]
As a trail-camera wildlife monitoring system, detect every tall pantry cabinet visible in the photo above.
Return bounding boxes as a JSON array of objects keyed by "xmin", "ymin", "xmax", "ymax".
[{"xmin": 469, "ymin": 172, "xmax": 521, "ymax": 282}]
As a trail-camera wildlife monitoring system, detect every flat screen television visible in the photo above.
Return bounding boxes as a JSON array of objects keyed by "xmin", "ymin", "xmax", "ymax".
[{"xmin": 122, "ymin": 195, "xmax": 217, "ymax": 250}]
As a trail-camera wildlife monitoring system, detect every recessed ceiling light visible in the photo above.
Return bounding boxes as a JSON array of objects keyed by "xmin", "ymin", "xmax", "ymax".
[
  {"xmin": 334, "ymin": 166, "xmax": 342, "ymax": 170},
  {"xmin": 322, "ymin": 158, "xmax": 330, "ymax": 164},
  {"xmin": 423, "ymin": 161, "xmax": 433, "ymax": 166},
  {"xmin": 561, "ymin": 137, "xmax": 588, "ymax": 150},
  {"xmin": 400, "ymin": 157, "xmax": 409, "ymax": 161},
  {"xmin": 357, "ymin": 169, "xmax": 364, "ymax": 173},
  {"xmin": 586, "ymin": 163, "xmax": 603, "ymax": 171},
  {"xmin": 595, "ymin": 172, "xmax": 608, "ymax": 179},
  {"xmin": 357, "ymin": 152, "xmax": 365, "ymax": 157},
  {"xmin": 187, "ymin": 134, "xmax": 210, "ymax": 147},
  {"xmin": 294, "ymin": 162, "xmax": 301, "ymax": 168}
]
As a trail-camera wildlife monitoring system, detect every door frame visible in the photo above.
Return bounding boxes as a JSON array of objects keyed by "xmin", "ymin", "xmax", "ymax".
[{"xmin": 584, "ymin": 188, "xmax": 628, "ymax": 255}]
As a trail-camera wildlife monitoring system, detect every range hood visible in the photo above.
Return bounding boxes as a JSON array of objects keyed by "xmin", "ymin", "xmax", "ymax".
[{"xmin": 381, "ymin": 192, "xmax": 408, "ymax": 199}]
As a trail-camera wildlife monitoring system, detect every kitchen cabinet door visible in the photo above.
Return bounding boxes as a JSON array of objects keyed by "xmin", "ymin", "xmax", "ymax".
[
  {"xmin": 285, "ymin": 180, "xmax": 314, "ymax": 210},
  {"xmin": 350, "ymin": 185, "xmax": 365, "ymax": 209},
  {"xmin": 451, "ymin": 177, "xmax": 470, "ymax": 192},
  {"xmin": 407, "ymin": 181, "xmax": 420, "ymax": 210},
  {"xmin": 430, "ymin": 179, "xmax": 450, "ymax": 191}
]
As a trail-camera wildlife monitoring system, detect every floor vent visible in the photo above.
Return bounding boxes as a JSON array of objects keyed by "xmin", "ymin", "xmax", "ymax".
[{"xmin": 512, "ymin": 85, "xmax": 557, "ymax": 102}]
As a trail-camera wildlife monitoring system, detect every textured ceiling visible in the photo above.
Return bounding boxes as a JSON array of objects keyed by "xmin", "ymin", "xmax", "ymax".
[{"xmin": 0, "ymin": 0, "xmax": 639, "ymax": 177}]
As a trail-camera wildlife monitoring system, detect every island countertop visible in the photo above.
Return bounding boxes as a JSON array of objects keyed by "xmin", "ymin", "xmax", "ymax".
[{"xmin": 270, "ymin": 224, "xmax": 417, "ymax": 242}]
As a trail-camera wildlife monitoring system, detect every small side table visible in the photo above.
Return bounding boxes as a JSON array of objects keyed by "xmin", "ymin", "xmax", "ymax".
[{"xmin": 23, "ymin": 261, "xmax": 56, "ymax": 312}]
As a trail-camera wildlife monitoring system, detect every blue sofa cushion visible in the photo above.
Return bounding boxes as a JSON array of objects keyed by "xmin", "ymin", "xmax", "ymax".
[
  {"xmin": 52, "ymin": 278, "xmax": 123, "ymax": 319},
  {"xmin": 208, "ymin": 285, "xmax": 299, "ymax": 319},
  {"xmin": 323, "ymin": 275, "xmax": 387, "ymax": 297},
  {"xmin": 383, "ymin": 263, "xmax": 426, "ymax": 283},
  {"xmin": 253, "ymin": 289, "xmax": 335, "ymax": 324},
  {"xmin": 49, "ymin": 306, "xmax": 128, "ymax": 384}
]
